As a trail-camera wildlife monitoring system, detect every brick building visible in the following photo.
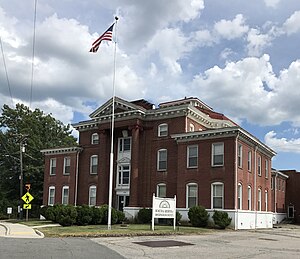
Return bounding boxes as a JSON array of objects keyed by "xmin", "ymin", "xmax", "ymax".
[{"xmin": 41, "ymin": 97, "xmax": 277, "ymax": 229}]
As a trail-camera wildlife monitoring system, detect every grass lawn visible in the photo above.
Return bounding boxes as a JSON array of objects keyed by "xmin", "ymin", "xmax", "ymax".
[{"xmin": 34, "ymin": 223, "xmax": 213, "ymax": 238}]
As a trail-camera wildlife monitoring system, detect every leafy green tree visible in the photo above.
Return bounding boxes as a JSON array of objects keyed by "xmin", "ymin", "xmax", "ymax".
[{"xmin": 0, "ymin": 103, "xmax": 77, "ymax": 212}]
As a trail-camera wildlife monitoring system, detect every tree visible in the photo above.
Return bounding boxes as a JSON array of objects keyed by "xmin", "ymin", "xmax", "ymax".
[{"xmin": 0, "ymin": 103, "xmax": 77, "ymax": 213}]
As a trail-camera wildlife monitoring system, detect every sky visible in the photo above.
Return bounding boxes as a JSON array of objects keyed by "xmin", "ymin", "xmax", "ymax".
[{"xmin": 1, "ymin": 0, "xmax": 300, "ymax": 170}]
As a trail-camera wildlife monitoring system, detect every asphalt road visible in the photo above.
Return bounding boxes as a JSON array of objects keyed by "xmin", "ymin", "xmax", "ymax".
[{"xmin": 0, "ymin": 237, "xmax": 125, "ymax": 259}]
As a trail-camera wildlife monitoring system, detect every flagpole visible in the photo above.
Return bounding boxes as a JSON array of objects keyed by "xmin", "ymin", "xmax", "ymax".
[{"xmin": 108, "ymin": 16, "xmax": 118, "ymax": 230}]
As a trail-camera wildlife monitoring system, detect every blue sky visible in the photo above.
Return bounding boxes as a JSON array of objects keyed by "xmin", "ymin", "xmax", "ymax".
[{"xmin": 1, "ymin": 0, "xmax": 300, "ymax": 170}]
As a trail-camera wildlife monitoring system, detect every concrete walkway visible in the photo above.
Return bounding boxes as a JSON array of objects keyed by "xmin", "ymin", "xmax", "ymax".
[{"xmin": 0, "ymin": 221, "xmax": 44, "ymax": 238}]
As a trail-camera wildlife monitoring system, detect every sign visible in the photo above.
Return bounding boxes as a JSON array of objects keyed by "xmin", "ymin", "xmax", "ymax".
[
  {"xmin": 22, "ymin": 192, "xmax": 34, "ymax": 204},
  {"xmin": 7, "ymin": 207, "xmax": 12, "ymax": 214},
  {"xmin": 152, "ymin": 194, "xmax": 176, "ymax": 231},
  {"xmin": 23, "ymin": 204, "xmax": 32, "ymax": 210}
]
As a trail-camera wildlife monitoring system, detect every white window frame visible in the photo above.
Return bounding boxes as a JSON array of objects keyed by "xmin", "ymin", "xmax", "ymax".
[
  {"xmin": 50, "ymin": 158, "xmax": 56, "ymax": 175},
  {"xmin": 157, "ymin": 149, "xmax": 167, "ymax": 171},
  {"xmin": 258, "ymin": 156, "xmax": 262, "ymax": 176},
  {"xmin": 238, "ymin": 183, "xmax": 242, "ymax": 210},
  {"xmin": 238, "ymin": 144, "xmax": 242, "ymax": 168},
  {"xmin": 48, "ymin": 186, "xmax": 55, "ymax": 206},
  {"xmin": 89, "ymin": 185, "xmax": 97, "ymax": 206},
  {"xmin": 186, "ymin": 183, "xmax": 198, "ymax": 208},
  {"xmin": 119, "ymin": 137, "xmax": 131, "ymax": 152},
  {"xmin": 62, "ymin": 186, "xmax": 69, "ymax": 205},
  {"xmin": 212, "ymin": 143, "xmax": 224, "ymax": 167},
  {"xmin": 90, "ymin": 155, "xmax": 98, "ymax": 174},
  {"xmin": 189, "ymin": 123, "xmax": 195, "ymax": 132},
  {"xmin": 211, "ymin": 182, "xmax": 224, "ymax": 209},
  {"xmin": 247, "ymin": 151, "xmax": 252, "ymax": 172},
  {"xmin": 157, "ymin": 183, "xmax": 166, "ymax": 198},
  {"xmin": 258, "ymin": 188, "xmax": 262, "ymax": 211},
  {"xmin": 91, "ymin": 133, "xmax": 99, "ymax": 144},
  {"xmin": 265, "ymin": 190, "xmax": 268, "ymax": 212},
  {"xmin": 187, "ymin": 145, "xmax": 198, "ymax": 168},
  {"xmin": 117, "ymin": 164, "xmax": 130, "ymax": 186},
  {"xmin": 158, "ymin": 123, "xmax": 168, "ymax": 137},
  {"xmin": 265, "ymin": 159, "xmax": 269, "ymax": 178},
  {"xmin": 247, "ymin": 186, "xmax": 252, "ymax": 210},
  {"xmin": 63, "ymin": 157, "xmax": 71, "ymax": 175}
]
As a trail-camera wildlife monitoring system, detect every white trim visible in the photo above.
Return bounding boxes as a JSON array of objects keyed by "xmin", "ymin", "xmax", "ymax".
[
  {"xmin": 62, "ymin": 186, "xmax": 69, "ymax": 205},
  {"xmin": 247, "ymin": 185, "xmax": 252, "ymax": 210},
  {"xmin": 238, "ymin": 183, "xmax": 242, "ymax": 210},
  {"xmin": 157, "ymin": 149, "xmax": 167, "ymax": 171},
  {"xmin": 186, "ymin": 183, "xmax": 198, "ymax": 208},
  {"xmin": 158, "ymin": 123, "xmax": 168, "ymax": 137},
  {"xmin": 90, "ymin": 155, "xmax": 98, "ymax": 174},
  {"xmin": 247, "ymin": 150, "xmax": 252, "ymax": 172},
  {"xmin": 91, "ymin": 133, "xmax": 99, "ymax": 144},
  {"xmin": 63, "ymin": 157, "xmax": 71, "ymax": 175},
  {"xmin": 211, "ymin": 182, "xmax": 224, "ymax": 209},
  {"xmin": 238, "ymin": 144, "xmax": 243, "ymax": 168},
  {"xmin": 89, "ymin": 185, "xmax": 97, "ymax": 206},
  {"xmin": 156, "ymin": 183, "xmax": 167, "ymax": 198},
  {"xmin": 187, "ymin": 145, "xmax": 198, "ymax": 168},
  {"xmin": 48, "ymin": 186, "xmax": 55, "ymax": 206},
  {"xmin": 211, "ymin": 142, "xmax": 224, "ymax": 167},
  {"xmin": 50, "ymin": 158, "xmax": 56, "ymax": 175}
]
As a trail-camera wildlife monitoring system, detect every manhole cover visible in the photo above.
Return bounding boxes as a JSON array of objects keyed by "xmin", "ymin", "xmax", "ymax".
[{"xmin": 133, "ymin": 240, "xmax": 194, "ymax": 248}]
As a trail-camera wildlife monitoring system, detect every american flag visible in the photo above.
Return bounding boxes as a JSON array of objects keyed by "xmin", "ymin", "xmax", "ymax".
[{"xmin": 89, "ymin": 23, "xmax": 115, "ymax": 53}]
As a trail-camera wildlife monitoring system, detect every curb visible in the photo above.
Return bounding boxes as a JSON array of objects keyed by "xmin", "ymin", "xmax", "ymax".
[
  {"xmin": 0, "ymin": 222, "xmax": 10, "ymax": 236},
  {"xmin": 34, "ymin": 229, "xmax": 45, "ymax": 238}
]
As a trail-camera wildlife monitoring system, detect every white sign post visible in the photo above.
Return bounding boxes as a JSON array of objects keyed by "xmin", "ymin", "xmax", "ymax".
[{"xmin": 152, "ymin": 194, "xmax": 176, "ymax": 231}]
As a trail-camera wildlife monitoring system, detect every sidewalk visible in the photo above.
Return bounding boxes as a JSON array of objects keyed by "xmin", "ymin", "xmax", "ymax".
[{"xmin": 0, "ymin": 221, "xmax": 44, "ymax": 238}]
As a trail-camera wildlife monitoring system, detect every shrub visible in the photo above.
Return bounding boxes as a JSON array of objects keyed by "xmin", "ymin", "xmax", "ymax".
[
  {"xmin": 176, "ymin": 211, "xmax": 182, "ymax": 225},
  {"xmin": 188, "ymin": 206, "xmax": 209, "ymax": 227},
  {"xmin": 212, "ymin": 210, "xmax": 232, "ymax": 229},
  {"xmin": 45, "ymin": 204, "xmax": 63, "ymax": 222},
  {"xmin": 57, "ymin": 205, "xmax": 77, "ymax": 227},
  {"xmin": 116, "ymin": 210, "xmax": 126, "ymax": 223},
  {"xmin": 90, "ymin": 206, "xmax": 103, "ymax": 225},
  {"xmin": 100, "ymin": 205, "xmax": 118, "ymax": 225},
  {"xmin": 76, "ymin": 205, "xmax": 93, "ymax": 226},
  {"xmin": 137, "ymin": 208, "xmax": 152, "ymax": 224}
]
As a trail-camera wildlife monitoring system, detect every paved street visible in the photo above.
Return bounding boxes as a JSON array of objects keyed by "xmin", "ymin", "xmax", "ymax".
[{"xmin": 92, "ymin": 225, "xmax": 300, "ymax": 259}]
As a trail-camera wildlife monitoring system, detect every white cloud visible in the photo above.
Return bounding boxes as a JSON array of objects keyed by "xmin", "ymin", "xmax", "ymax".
[
  {"xmin": 282, "ymin": 11, "xmax": 300, "ymax": 35},
  {"xmin": 264, "ymin": 0, "xmax": 281, "ymax": 8},
  {"xmin": 214, "ymin": 14, "xmax": 249, "ymax": 40},
  {"xmin": 246, "ymin": 28, "xmax": 273, "ymax": 56},
  {"xmin": 265, "ymin": 131, "xmax": 300, "ymax": 153}
]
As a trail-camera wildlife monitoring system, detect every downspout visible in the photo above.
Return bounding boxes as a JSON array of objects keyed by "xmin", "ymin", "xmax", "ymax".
[
  {"xmin": 234, "ymin": 131, "xmax": 239, "ymax": 230},
  {"xmin": 254, "ymin": 146, "xmax": 258, "ymax": 229},
  {"xmin": 274, "ymin": 172, "xmax": 277, "ymax": 213},
  {"xmin": 74, "ymin": 149, "xmax": 80, "ymax": 206}
]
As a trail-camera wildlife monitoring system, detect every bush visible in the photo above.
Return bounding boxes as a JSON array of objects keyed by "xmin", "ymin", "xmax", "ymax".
[
  {"xmin": 176, "ymin": 211, "xmax": 182, "ymax": 225},
  {"xmin": 45, "ymin": 204, "xmax": 63, "ymax": 222},
  {"xmin": 57, "ymin": 205, "xmax": 77, "ymax": 227},
  {"xmin": 116, "ymin": 210, "xmax": 126, "ymax": 223},
  {"xmin": 188, "ymin": 206, "xmax": 209, "ymax": 227},
  {"xmin": 212, "ymin": 210, "xmax": 232, "ymax": 229},
  {"xmin": 137, "ymin": 208, "xmax": 152, "ymax": 224},
  {"xmin": 100, "ymin": 205, "xmax": 118, "ymax": 225},
  {"xmin": 90, "ymin": 206, "xmax": 103, "ymax": 225},
  {"xmin": 76, "ymin": 205, "xmax": 93, "ymax": 226}
]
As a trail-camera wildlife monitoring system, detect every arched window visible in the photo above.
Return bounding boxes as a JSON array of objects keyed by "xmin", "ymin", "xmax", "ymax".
[
  {"xmin": 89, "ymin": 185, "xmax": 97, "ymax": 206},
  {"xmin": 48, "ymin": 186, "xmax": 55, "ymax": 206},
  {"xmin": 186, "ymin": 183, "xmax": 198, "ymax": 208},
  {"xmin": 157, "ymin": 183, "xmax": 166, "ymax": 198},
  {"xmin": 211, "ymin": 182, "xmax": 224, "ymax": 209},
  {"xmin": 247, "ymin": 185, "xmax": 252, "ymax": 210},
  {"xmin": 258, "ymin": 188, "xmax": 262, "ymax": 211},
  {"xmin": 238, "ymin": 183, "xmax": 242, "ymax": 209},
  {"xmin": 62, "ymin": 186, "xmax": 69, "ymax": 205}
]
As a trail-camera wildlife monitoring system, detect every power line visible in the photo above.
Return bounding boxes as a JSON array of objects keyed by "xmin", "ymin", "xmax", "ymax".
[
  {"xmin": 0, "ymin": 36, "xmax": 14, "ymax": 107},
  {"xmin": 29, "ymin": 0, "xmax": 38, "ymax": 108}
]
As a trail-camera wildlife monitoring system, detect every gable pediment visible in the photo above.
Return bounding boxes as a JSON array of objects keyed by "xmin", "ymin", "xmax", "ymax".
[
  {"xmin": 90, "ymin": 97, "xmax": 145, "ymax": 119},
  {"xmin": 117, "ymin": 157, "xmax": 131, "ymax": 164}
]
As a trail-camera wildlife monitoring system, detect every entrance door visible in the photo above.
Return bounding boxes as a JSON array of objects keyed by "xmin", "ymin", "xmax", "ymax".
[
  {"xmin": 288, "ymin": 205, "xmax": 294, "ymax": 218},
  {"xmin": 118, "ymin": 195, "xmax": 129, "ymax": 211}
]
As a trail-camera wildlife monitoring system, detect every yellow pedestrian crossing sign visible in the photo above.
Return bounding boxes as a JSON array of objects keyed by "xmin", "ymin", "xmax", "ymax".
[
  {"xmin": 23, "ymin": 204, "xmax": 32, "ymax": 210},
  {"xmin": 22, "ymin": 192, "xmax": 34, "ymax": 204}
]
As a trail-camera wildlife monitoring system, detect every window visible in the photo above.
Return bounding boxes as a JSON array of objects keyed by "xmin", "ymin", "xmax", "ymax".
[
  {"xmin": 278, "ymin": 179, "xmax": 281, "ymax": 191},
  {"xmin": 238, "ymin": 144, "xmax": 242, "ymax": 168},
  {"xmin": 90, "ymin": 155, "xmax": 98, "ymax": 174},
  {"xmin": 265, "ymin": 160, "xmax": 268, "ymax": 178},
  {"xmin": 265, "ymin": 190, "xmax": 268, "ymax": 212},
  {"xmin": 157, "ymin": 183, "xmax": 166, "ymax": 198},
  {"xmin": 271, "ymin": 177, "xmax": 274, "ymax": 190},
  {"xmin": 258, "ymin": 188, "xmax": 262, "ymax": 211},
  {"xmin": 63, "ymin": 157, "xmax": 71, "ymax": 175},
  {"xmin": 238, "ymin": 183, "xmax": 242, "ymax": 209},
  {"xmin": 157, "ymin": 149, "xmax": 167, "ymax": 171},
  {"xmin": 282, "ymin": 181, "xmax": 285, "ymax": 192},
  {"xmin": 258, "ymin": 156, "xmax": 261, "ymax": 176},
  {"xmin": 212, "ymin": 143, "xmax": 224, "ymax": 166},
  {"xmin": 118, "ymin": 165, "xmax": 130, "ymax": 186},
  {"xmin": 158, "ymin": 123, "xmax": 168, "ymax": 137},
  {"xmin": 89, "ymin": 185, "xmax": 97, "ymax": 206},
  {"xmin": 91, "ymin": 133, "xmax": 99, "ymax": 144},
  {"xmin": 62, "ymin": 186, "xmax": 69, "ymax": 205},
  {"xmin": 187, "ymin": 145, "xmax": 198, "ymax": 168},
  {"xmin": 189, "ymin": 123, "xmax": 195, "ymax": 132},
  {"xmin": 186, "ymin": 183, "xmax": 198, "ymax": 208},
  {"xmin": 119, "ymin": 137, "xmax": 131, "ymax": 152},
  {"xmin": 48, "ymin": 186, "xmax": 55, "ymax": 206},
  {"xmin": 247, "ymin": 186, "xmax": 252, "ymax": 210},
  {"xmin": 50, "ymin": 158, "xmax": 56, "ymax": 175},
  {"xmin": 247, "ymin": 151, "xmax": 252, "ymax": 171},
  {"xmin": 211, "ymin": 183, "xmax": 224, "ymax": 209}
]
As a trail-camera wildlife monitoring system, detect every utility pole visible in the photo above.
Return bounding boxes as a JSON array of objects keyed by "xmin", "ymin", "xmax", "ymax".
[{"xmin": 19, "ymin": 135, "xmax": 27, "ymax": 220}]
